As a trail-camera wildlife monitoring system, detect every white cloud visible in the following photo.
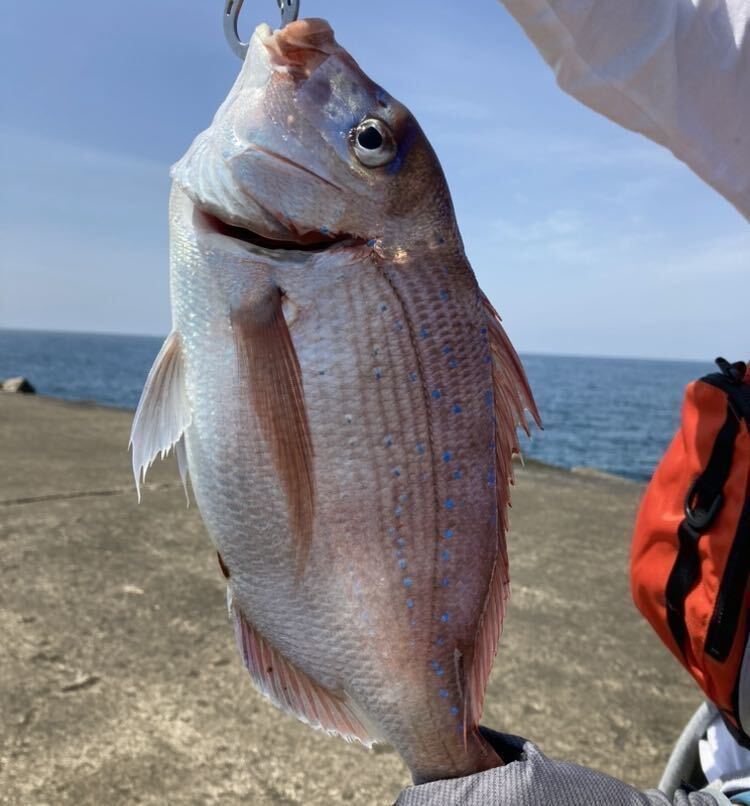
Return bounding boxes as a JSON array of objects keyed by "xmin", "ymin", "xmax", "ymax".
[
  {"xmin": 488, "ymin": 207, "xmax": 651, "ymax": 267},
  {"xmin": 473, "ymin": 215, "xmax": 749, "ymax": 361},
  {"xmin": 0, "ymin": 128, "xmax": 172, "ymax": 335}
]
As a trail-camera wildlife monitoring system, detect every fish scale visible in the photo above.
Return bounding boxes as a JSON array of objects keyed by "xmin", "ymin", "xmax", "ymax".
[{"xmin": 131, "ymin": 18, "xmax": 539, "ymax": 785}]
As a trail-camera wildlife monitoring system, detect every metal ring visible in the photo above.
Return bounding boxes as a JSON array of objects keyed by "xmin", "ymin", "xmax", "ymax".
[
  {"xmin": 224, "ymin": 0, "xmax": 301, "ymax": 60},
  {"xmin": 278, "ymin": 0, "xmax": 300, "ymax": 27}
]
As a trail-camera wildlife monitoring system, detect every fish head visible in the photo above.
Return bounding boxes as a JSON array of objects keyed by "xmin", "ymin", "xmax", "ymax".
[{"xmin": 172, "ymin": 18, "xmax": 458, "ymax": 251}]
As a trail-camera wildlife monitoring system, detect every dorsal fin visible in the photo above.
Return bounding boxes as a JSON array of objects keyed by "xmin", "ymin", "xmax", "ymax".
[
  {"xmin": 232, "ymin": 603, "xmax": 376, "ymax": 746},
  {"xmin": 466, "ymin": 292, "xmax": 542, "ymax": 729},
  {"xmin": 230, "ymin": 287, "xmax": 315, "ymax": 571},
  {"xmin": 482, "ymin": 293, "xmax": 542, "ymax": 527},
  {"xmin": 129, "ymin": 331, "xmax": 191, "ymax": 501}
]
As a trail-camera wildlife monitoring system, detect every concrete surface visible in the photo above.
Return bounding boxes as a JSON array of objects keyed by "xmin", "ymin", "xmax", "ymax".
[{"xmin": 0, "ymin": 395, "xmax": 700, "ymax": 804}]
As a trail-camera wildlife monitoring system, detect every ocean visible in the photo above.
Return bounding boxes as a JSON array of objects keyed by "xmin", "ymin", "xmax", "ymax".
[{"xmin": 0, "ymin": 328, "xmax": 712, "ymax": 482}]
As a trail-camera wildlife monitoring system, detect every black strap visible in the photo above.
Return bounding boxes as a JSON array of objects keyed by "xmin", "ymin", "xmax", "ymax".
[
  {"xmin": 686, "ymin": 403, "xmax": 740, "ymax": 522},
  {"xmin": 664, "ymin": 401, "xmax": 740, "ymax": 654},
  {"xmin": 666, "ymin": 520, "xmax": 705, "ymax": 652},
  {"xmin": 705, "ymin": 498, "xmax": 750, "ymax": 661}
]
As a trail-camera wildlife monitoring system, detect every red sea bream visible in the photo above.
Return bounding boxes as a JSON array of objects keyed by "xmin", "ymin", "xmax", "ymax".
[{"xmin": 130, "ymin": 18, "xmax": 540, "ymax": 784}]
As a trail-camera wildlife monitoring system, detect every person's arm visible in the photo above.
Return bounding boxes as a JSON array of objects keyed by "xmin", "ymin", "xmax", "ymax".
[
  {"xmin": 498, "ymin": 0, "xmax": 750, "ymax": 221},
  {"xmin": 395, "ymin": 728, "xmax": 732, "ymax": 805}
]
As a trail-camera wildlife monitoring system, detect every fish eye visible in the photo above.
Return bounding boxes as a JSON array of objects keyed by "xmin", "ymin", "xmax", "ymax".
[{"xmin": 351, "ymin": 118, "xmax": 397, "ymax": 168}]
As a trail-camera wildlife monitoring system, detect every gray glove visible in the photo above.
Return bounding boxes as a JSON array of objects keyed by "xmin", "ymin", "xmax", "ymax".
[{"xmin": 394, "ymin": 728, "xmax": 727, "ymax": 806}]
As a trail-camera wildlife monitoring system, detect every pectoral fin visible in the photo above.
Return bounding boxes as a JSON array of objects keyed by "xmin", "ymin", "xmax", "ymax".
[
  {"xmin": 129, "ymin": 331, "xmax": 191, "ymax": 500},
  {"xmin": 230, "ymin": 287, "xmax": 315, "ymax": 570}
]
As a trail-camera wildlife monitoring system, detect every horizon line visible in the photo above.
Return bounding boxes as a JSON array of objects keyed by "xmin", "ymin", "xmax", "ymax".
[{"xmin": 0, "ymin": 324, "xmax": 718, "ymax": 366}]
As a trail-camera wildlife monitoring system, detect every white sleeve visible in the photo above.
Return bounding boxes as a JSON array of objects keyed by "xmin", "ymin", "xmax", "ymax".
[{"xmin": 499, "ymin": 0, "xmax": 750, "ymax": 221}]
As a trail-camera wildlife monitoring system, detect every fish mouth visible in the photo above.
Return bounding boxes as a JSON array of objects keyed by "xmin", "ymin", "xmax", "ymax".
[{"xmin": 200, "ymin": 210, "xmax": 360, "ymax": 254}]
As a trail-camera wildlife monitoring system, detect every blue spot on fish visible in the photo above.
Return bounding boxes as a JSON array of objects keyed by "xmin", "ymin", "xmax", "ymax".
[
  {"xmin": 435, "ymin": 636, "xmax": 445, "ymax": 647},
  {"xmin": 441, "ymin": 576, "xmax": 450, "ymax": 586},
  {"xmin": 397, "ymin": 537, "xmax": 406, "ymax": 547},
  {"xmin": 441, "ymin": 550, "xmax": 451, "ymax": 561},
  {"xmin": 398, "ymin": 559, "xmax": 407, "ymax": 570},
  {"xmin": 319, "ymin": 226, "xmax": 330, "ymax": 234},
  {"xmin": 409, "ymin": 372, "xmax": 418, "ymax": 382},
  {"xmin": 450, "ymin": 706, "xmax": 460, "ymax": 716},
  {"xmin": 380, "ymin": 303, "xmax": 388, "ymax": 312},
  {"xmin": 453, "ymin": 470, "xmax": 462, "ymax": 479},
  {"xmin": 452, "ymin": 404, "xmax": 463, "ymax": 414},
  {"xmin": 406, "ymin": 598, "xmax": 414, "ymax": 609},
  {"xmin": 403, "ymin": 577, "xmax": 413, "ymax": 588},
  {"xmin": 384, "ymin": 435, "xmax": 393, "ymax": 447},
  {"xmin": 449, "ymin": 358, "xmax": 459, "ymax": 369},
  {"xmin": 395, "ymin": 321, "xmax": 404, "ymax": 332},
  {"xmin": 419, "ymin": 328, "xmax": 430, "ymax": 339},
  {"xmin": 394, "ymin": 506, "xmax": 403, "ymax": 517},
  {"xmin": 442, "ymin": 345, "xmax": 453, "ymax": 355},
  {"xmin": 439, "ymin": 289, "xmax": 449, "ymax": 301},
  {"xmin": 439, "ymin": 689, "xmax": 449, "ymax": 698},
  {"xmin": 442, "ymin": 451, "xmax": 452, "ymax": 463},
  {"xmin": 374, "ymin": 368, "xmax": 382, "ymax": 380},
  {"xmin": 431, "ymin": 389, "xmax": 442, "ymax": 400},
  {"xmin": 416, "ymin": 443, "xmax": 426, "ymax": 455},
  {"xmin": 480, "ymin": 327, "xmax": 488, "ymax": 335},
  {"xmin": 441, "ymin": 612, "xmax": 450, "ymax": 622},
  {"xmin": 485, "ymin": 390, "xmax": 493, "ymax": 407},
  {"xmin": 487, "ymin": 468, "xmax": 496, "ymax": 486},
  {"xmin": 393, "ymin": 468, "xmax": 401, "ymax": 477},
  {"xmin": 445, "ymin": 498, "xmax": 455, "ymax": 510},
  {"xmin": 443, "ymin": 529, "xmax": 454, "ymax": 539},
  {"xmin": 367, "ymin": 238, "xmax": 377, "ymax": 247}
]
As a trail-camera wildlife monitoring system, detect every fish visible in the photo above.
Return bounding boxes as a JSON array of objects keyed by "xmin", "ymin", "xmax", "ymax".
[{"xmin": 130, "ymin": 17, "xmax": 540, "ymax": 785}]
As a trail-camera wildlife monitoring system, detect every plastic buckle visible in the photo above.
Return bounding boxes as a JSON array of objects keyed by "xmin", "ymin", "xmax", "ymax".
[
  {"xmin": 716, "ymin": 356, "xmax": 747, "ymax": 385},
  {"xmin": 684, "ymin": 478, "xmax": 723, "ymax": 532}
]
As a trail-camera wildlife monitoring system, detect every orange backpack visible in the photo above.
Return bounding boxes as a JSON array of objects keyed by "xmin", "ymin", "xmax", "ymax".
[{"xmin": 631, "ymin": 358, "xmax": 750, "ymax": 746}]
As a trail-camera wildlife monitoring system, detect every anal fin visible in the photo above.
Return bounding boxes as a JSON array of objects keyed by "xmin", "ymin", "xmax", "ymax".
[
  {"xmin": 129, "ymin": 331, "xmax": 191, "ymax": 499},
  {"xmin": 232, "ymin": 604, "xmax": 375, "ymax": 746}
]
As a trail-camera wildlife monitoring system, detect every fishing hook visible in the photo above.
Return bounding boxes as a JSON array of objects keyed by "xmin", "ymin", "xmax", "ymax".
[{"xmin": 224, "ymin": 0, "xmax": 301, "ymax": 60}]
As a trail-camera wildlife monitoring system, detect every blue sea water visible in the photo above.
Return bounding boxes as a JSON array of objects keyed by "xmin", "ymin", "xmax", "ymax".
[{"xmin": 0, "ymin": 328, "xmax": 712, "ymax": 482}]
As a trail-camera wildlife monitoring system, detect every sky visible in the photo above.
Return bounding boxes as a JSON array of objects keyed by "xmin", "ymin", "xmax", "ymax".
[{"xmin": 1, "ymin": 0, "xmax": 747, "ymax": 361}]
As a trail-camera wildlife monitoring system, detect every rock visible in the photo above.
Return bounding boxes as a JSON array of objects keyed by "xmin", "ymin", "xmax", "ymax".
[{"xmin": 1, "ymin": 377, "xmax": 36, "ymax": 394}]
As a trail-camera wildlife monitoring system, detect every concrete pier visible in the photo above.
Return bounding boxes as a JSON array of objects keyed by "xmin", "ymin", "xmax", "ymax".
[{"xmin": 0, "ymin": 395, "xmax": 699, "ymax": 804}]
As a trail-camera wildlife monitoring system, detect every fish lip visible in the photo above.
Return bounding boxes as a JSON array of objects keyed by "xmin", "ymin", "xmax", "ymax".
[
  {"xmin": 259, "ymin": 18, "xmax": 339, "ymax": 77},
  {"xmin": 197, "ymin": 208, "xmax": 363, "ymax": 255}
]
